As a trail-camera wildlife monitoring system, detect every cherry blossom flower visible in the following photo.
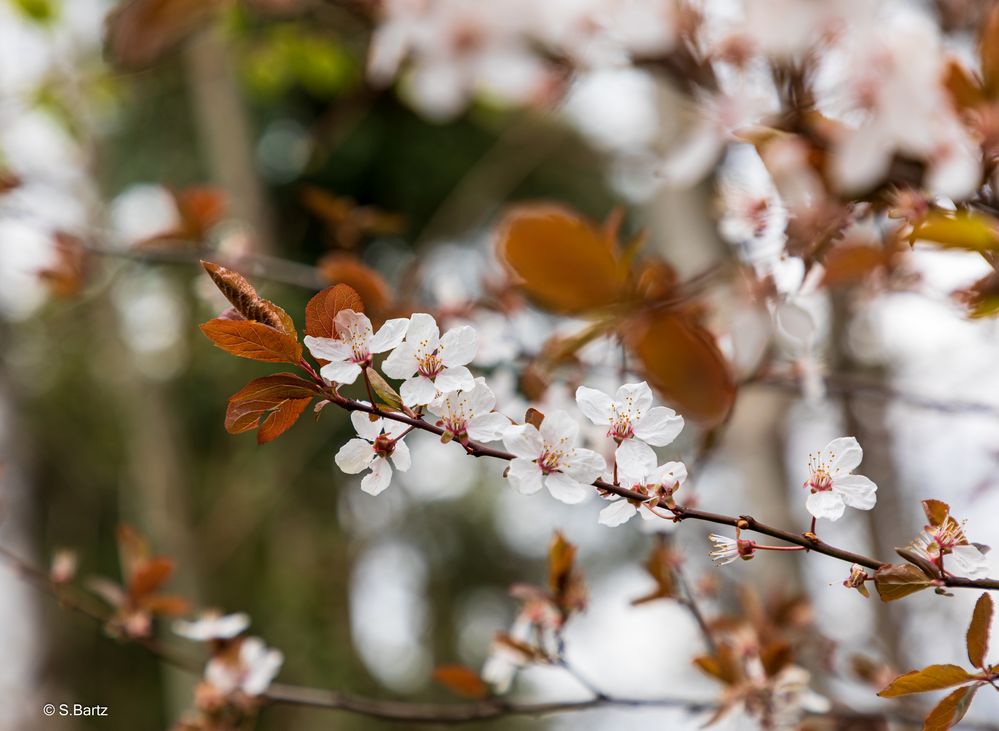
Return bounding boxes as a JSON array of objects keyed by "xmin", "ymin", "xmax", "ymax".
[
  {"xmin": 204, "ymin": 637, "xmax": 283, "ymax": 697},
  {"xmin": 911, "ymin": 517, "xmax": 991, "ymax": 580},
  {"xmin": 174, "ymin": 612, "xmax": 250, "ymax": 642},
  {"xmin": 428, "ymin": 377, "xmax": 508, "ymax": 443},
  {"xmin": 382, "ymin": 313, "xmax": 476, "ymax": 407},
  {"xmin": 481, "ymin": 586, "xmax": 561, "ymax": 693},
  {"xmin": 802, "ymin": 437, "xmax": 877, "ymax": 521},
  {"xmin": 598, "ymin": 440, "xmax": 686, "ymax": 527},
  {"xmin": 502, "ymin": 410, "xmax": 605, "ymax": 504},
  {"xmin": 575, "ymin": 381, "xmax": 684, "ymax": 446},
  {"xmin": 709, "ymin": 532, "xmax": 754, "ymax": 565},
  {"xmin": 335, "ymin": 409, "xmax": 412, "ymax": 496},
  {"xmin": 303, "ymin": 310, "xmax": 409, "ymax": 385}
]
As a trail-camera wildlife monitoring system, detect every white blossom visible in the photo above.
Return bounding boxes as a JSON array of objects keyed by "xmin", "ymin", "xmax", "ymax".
[
  {"xmin": 575, "ymin": 381, "xmax": 683, "ymax": 446},
  {"xmin": 335, "ymin": 409, "xmax": 412, "ymax": 496},
  {"xmin": 382, "ymin": 313, "xmax": 476, "ymax": 406},
  {"xmin": 304, "ymin": 310, "xmax": 409, "ymax": 385},
  {"xmin": 204, "ymin": 637, "xmax": 283, "ymax": 697},
  {"xmin": 912, "ymin": 523, "xmax": 991, "ymax": 580},
  {"xmin": 598, "ymin": 440, "xmax": 686, "ymax": 527},
  {"xmin": 502, "ymin": 410, "xmax": 605, "ymax": 504},
  {"xmin": 174, "ymin": 612, "xmax": 250, "ymax": 642},
  {"xmin": 803, "ymin": 437, "xmax": 877, "ymax": 521},
  {"xmin": 708, "ymin": 533, "xmax": 741, "ymax": 565},
  {"xmin": 428, "ymin": 377, "xmax": 508, "ymax": 443}
]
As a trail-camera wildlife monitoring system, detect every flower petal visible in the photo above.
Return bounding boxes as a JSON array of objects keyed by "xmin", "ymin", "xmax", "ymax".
[
  {"xmin": 575, "ymin": 386, "xmax": 614, "ymax": 426},
  {"xmin": 615, "ymin": 440, "xmax": 657, "ymax": 485},
  {"xmin": 434, "ymin": 365, "xmax": 475, "ymax": 394},
  {"xmin": 805, "ymin": 490, "xmax": 846, "ymax": 521},
  {"xmin": 540, "ymin": 409, "xmax": 579, "ymax": 446},
  {"xmin": 242, "ymin": 646, "xmax": 284, "ymax": 696},
  {"xmin": 467, "ymin": 413, "xmax": 509, "ymax": 443},
  {"xmin": 319, "ymin": 360, "xmax": 363, "ymax": 385},
  {"xmin": 949, "ymin": 545, "xmax": 991, "ymax": 579},
  {"xmin": 634, "ymin": 406, "xmax": 684, "ymax": 447},
  {"xmin": 361, "ymin": 457, "xmax": 393, "ymax": 495},
  {"xmin": 350, "ymin": 410, "xmax": 383, "ymax": 441},
  {"xmin": 650, "ymin": 460, "xmax": 687, "ymax": 487},
  {"xmin": 400, "ymin": 375, "xmax": 439, "ymax": 406},
  {"xmin": 564, "ymin": 447, "xmax": 605, "ymax": 483},
  {"xmin": 334, "ymin": 309, "xmax": 373, "ymax": 344},
  {"xmin": 391, "ymin": 439, "xmax": 412, "ymax": 471},
  {"xmin": 467, "ymin": 378, "xmax": 496, "ymax": 413},
  {"xmin": 502, "ymin": 424, "xmax": 544, "ymax": 459},
  {"xmin": 832, "ymin": 474, "xmax": 877, "ymax": 511},
  {"xmin": 820, "ymin": 436, "xmax": 862, "ymax": 476},
  {"xmin": 406, "ymin": 313, "xmax": 440, "ymax": 351},
  {"xmin": 381, "ymin": 342, "xmax": 418, "ymax": 379},
  {"xmin": 439, "ymin": 325, "xmax": 477, "ymax": 366},
  {"xmin": 598, "ymin": 499, "xmax": 637, "ymax": 527},
  {"xmin": 370, "ymin": 317, "xmax": 410, "ymax": 353},
  {"xmin": 545, "ymin": 472, "xmax": 589, "ymax": 504},
  {"xmin": 304, "ymin": 336, "xmax": 351, "ymax": 362},
  {"xmin": 335, "ymin": 438, "xmax": 375, "ymax": 474},
  {"xmin": 507, "ymin": 458, "xmax": 544, "ymax": 494},
  {"xmin": 615, "ymin": 382, "xmax": 653, "ymax": 417}
]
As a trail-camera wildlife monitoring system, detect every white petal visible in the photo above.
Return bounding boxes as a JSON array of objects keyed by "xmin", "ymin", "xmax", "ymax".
[
  {"xmin": 615, "ymin": 440, "xmax": 657, "ymax": 484},
  {"xmin": 242, "ymin": 648, "xmax": 284, "ymax": 696},
  {"xmin": 361, "ymin": 458, "xmax": 393, "ymax": 495},
  {"xmin": 564, "ymin": 448, "xmax": 605, "ymax": 483},
  {"xmin": 545, "ymin": 472, "xmax": 589, "ymax": 504},
  {"xmin": 467, "ymin": 413, "xmax": 509, "ymax": 443},
  {"xmin": 382, "ymin": 418, "xmax": 410, "ymax": 439},
  {"xmin": 806, "ymin": 491, "xmax": 846, "ymax": 521},
  {"xmin": 540, "ymin": 409, "xmax": 579, "ymax": 446},
  {"xmin": 381, "ymin": 342, "xmax": 418, "ymax": 379},
  {"xmin": 370, "ymin": 317, "xmax": 410, "ymax": 353},
  {"xmin": 391, "ymin": 439, "xmax": 412, "ymax": 471},
  {"xmin": 832, "ymin": 474, "xmax": 877, "ymax": 511},
  {"xmin": 400, "ymin": 375, "xmax": 439, "ymax": 406},
  {"xmin": 650, "ymin": 461, "xmax": 687, "ymax": 487},
  {"xmin": 406, "ymin": 312, "xmax": 440, "ymax": 349},
  {"xmin": 507, "ymin": 458, "xmax": 544, "ymax": 494},
  {"xmin": 482, "ymin": 654, "xmax": 517, "ymax": 694},
  {"xmin": 598, "ymin": 499, "xmax": 637, "ymax": 527},
  {"xmin": 820, "ymin": 437, "xmax": 863, "ymax": 476},
  {"xmin": 304, "ymin": 336, "xmax": 351, "ymax": 362},
  {"xmin": 615, "ymin": 382, "xmax": 653, "ymax": 417},
  {"xmin": 467, "ymin": 378, "xmax": 496, "ymax": 413},
  {"xmin": 949, "ymin": 545, "xmax": 991, "ymax": 579},
  {"xmin": 502, "ymin": 424, "xmax": 544, "ymax": 459},
  {"xmin": 434, "ymin": 365, "xmax": 475, "ymax": 394},
  {"xmin": 334, "ymin": 309, "xmax": 373, "ymax": 343},
  {"xmin": 439, "ymin": 325, "xmax": 477, "ymax": 366},
  {"xmin": 319, "ymin": 360, "xmax": 363, "ymax": 385},
  {"xmin": 634, "ymin": 407, "xmax": 684, "ymax": 447},
  {"xmin": 575, "ymin": 386, "xmax": 614, "ymax": 426},
  {"xmin": 335, "ymin": 439, "xmax": 375, "ymax": 474},
  {"xmin": 350, "ymin": 410, "xmax": 383, "ymax": 441}
]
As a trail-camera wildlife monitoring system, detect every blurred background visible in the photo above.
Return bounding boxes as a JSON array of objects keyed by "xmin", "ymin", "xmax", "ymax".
[{"xmin": 1, "ymin": 1, "xmax": 999, "ymax": 729}]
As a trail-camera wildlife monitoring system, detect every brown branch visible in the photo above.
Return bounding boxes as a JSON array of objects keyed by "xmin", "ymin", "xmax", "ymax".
[{"xmin": 332, "ymin": 395, "xmax": 999, "ymax": 590}]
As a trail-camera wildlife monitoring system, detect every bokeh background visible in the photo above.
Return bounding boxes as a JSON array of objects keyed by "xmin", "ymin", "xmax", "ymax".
[{"xmin": 1, "ymin": 1, "xmax": 999, "ymax": 729}]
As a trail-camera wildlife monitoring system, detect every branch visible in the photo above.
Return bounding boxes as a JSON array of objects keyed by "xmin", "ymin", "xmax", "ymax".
[{"xmin": 333, "ymin": 397, "xmax": 999, "ymax": 591}]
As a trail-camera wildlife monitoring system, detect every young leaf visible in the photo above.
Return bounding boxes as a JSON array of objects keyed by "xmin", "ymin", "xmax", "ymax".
[
  {"xmin": 982, "ymin": 5, "xmax": 999, "ymax": 97},
  {"xmin": 225, "ymin": 375, "xmax": 320, "ymax": 440},
  {"xmin": 366, "ymin": 369, "xmax": 404, "ymax": 411},
  {"xmin": 257, "ymin": 397, "xmax": 312, "ymax": 444},
  {"xmin": 498, "ymin": 204, "xmax": 628, "ymax": 314},
  {"xmin": 128, "ymin": 557, "xmax": 175, "ymax": 599},
  {"xmin": 877, "ymin": 665, "xmax": 976, "ymax": 697},
  {"xmin": 317, "ymin": 254, "xmax": 392, "ymax": 315},
  {"xmin": 874, "ymin": 564, "xmax": 934, "ymax": 602},
  {"xmin": 967, "ymin": 593, "xmax": 993, "ymax": 669},
  {"xmin": 911, "ymin": 211, "xmax": 999, "ymax": 253},
  {"xmin": 923, "ymin": 684, "xmax": 980, "ymax": 731},
  {"xmin": 923, "ymin": 499, "xmax": 951, "ymax": 528},
  {"xmin": 200, "ymin": 319, "xmax": 303, "ymax": 364},
  {"xmin": 432, "ymin": 665, "xmax": 489, "ymax": 699},
  {"xmin": 626, "ymin": 312, "xmax": 735, "ymax": 426},
  {"xmin": 201, "ymin": 261, "xmax": 288, "ymax": 331},
  {"xmin": 306, "ymin": 284, "xmax": 364, "ymax": 339}
]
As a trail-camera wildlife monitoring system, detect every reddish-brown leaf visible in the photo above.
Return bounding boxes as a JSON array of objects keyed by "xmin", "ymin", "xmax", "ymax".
[
  {"xmin": 821, "ymin": 243, "xmax": 892, "ymax": 288},
  {"xmin": 225, "ymin": 374, "xmax": 320, "ymax": 436},
  {"xmin": 631, "ymin": 541, "xmax": 677, "ymax": 606},
  {"xmin": 982, "ymin": 5, "xmax": 999, "ymax": 97},
  {"xmin": 432, "ymin": 665, "xmax": 489, "ymax": 699},
  {"xmin": 140, "ymin": 594, "xmax": 191, "ymax": 616},
  {"xmin": 626, "ymin": 312, "xmax": 735, "ymax": 427},
  {"xmin": 305, "ymin": 284, "xmax": 364, "ymax": 339},
  {"xmin": 967, "ymin": 593, "xmax": 993, "ymax": 669},
  {"xmin": 128, "ymin": 557, "xmax": 174, "ymax": 599},
  {"xmin": 943, "ymin": 59, "xmax": 986, "ymax": 111},
  {"xmin": 497, "ymin": 204, "xmax": 629, "ymax": 314},
  {"xmin": 38, "ymin": 232, "xmax": 88, "ymax": 298},
  {"xmin": 200, "ymin": 319, "xmax": 302, "ymax": 363},
  {"xmin": 105, "ymin": 0, "xmax": 227, "ymax": 70},
  {"xmin": 874, "ymin": 564, "xmax": 934, "ymax": 602},
  {"xmin": 877, "ymin": 665, "xmax": 976, "ymax": 697},
  {"xmin": 200, "ymin": 260, "xmax": 292, "ymax": 333},
  {"xmin": 922, "ymin": 684, "xmax": 980, "ymax": 731},
  {"xmin": 923, "ymin": 499, "xmax": 951, "ymax": 527},
  {"xmin": 175, "ymin": 186, "xmax": 226, "ymax": 239},
  {"xmin": 257, "ymin": 397, "xmax": 311, "ymax": 444},
  {"xmin": 317, "ymin": 254, "xmax": 392, "ymax": 316}
]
